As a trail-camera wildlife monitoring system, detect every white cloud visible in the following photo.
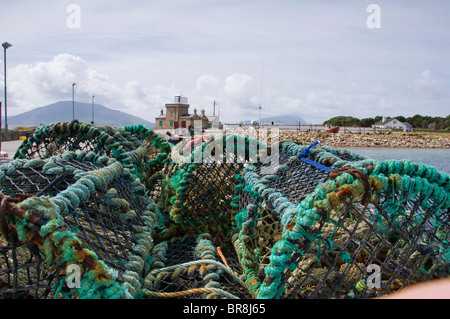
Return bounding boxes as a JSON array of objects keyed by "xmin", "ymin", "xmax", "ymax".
[
  {"xmin": 216, "ymin": 73, "xmax": 260, "ymax": 121},
  {"xmin": 195, "ymin": 74, "xmax": 218, "ymax": 91},
  {"xmin": 1, "ymin": 1, "xmax": 449, "ymax": 125},
  {"xmin": 373, "ymin": 83, "xmax": 383, "ymax": 94},
  {"xmin": 5, "ymin": 53, "xmax": 448, "ymax": 126},
  {"xmin": 223, "ymin": 73, "xmax": 253, "ymax": 99},
  {"xmin": 5, "ymin": 53, "xmax": 175, "ymax": 122},
  {"xmin": 8, "ymin": 54, "xmax": 111, "ymax": 111},
  {"xmin": 413, "ymin": 70, "xmax": 446, "ymax": 99}
]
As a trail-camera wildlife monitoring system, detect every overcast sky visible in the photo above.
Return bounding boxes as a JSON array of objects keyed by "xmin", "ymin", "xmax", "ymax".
[{"xmin": 1, "ymin": 0, "xmax": 449, "ymax": 124}]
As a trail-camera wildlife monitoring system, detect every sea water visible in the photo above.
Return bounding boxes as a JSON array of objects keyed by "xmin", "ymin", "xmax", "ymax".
[{"xmin": 347, "ymin": 147, "xmax": 450, "ymax": 175}]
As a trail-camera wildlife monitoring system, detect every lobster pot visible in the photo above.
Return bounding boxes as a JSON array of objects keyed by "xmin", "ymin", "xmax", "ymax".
[
  {"xmin": 156, "ymin": 134, "xmax": 265, "ymax": 241},
  {"xmin": 144, "ymin": 233, "xmax": 250, "ymax": 299},
  {"xmin": 113, "ymin": 124, "xmax": 172, "ymax": 197},
  {"xmin": 232, "ymin": 141, "xmax": 450, "ymax": 299},
  {"xmin": 0, "ymin": 239, "xmax": 66, "ymax": 299},
  {"xmin": 14, "ymin": 122, "xmax": 171, "ymax": 194},
  {"xmin": 230, "ymin": 141, "xmax": 343, "ymax": 297},
  {"xmin": 124, "ymin": 124, "xmax": 171, "ymax": 164},
  {"xmin": 123, "ymin": 125, "xmax": 171, "ymax": 196},
  {"xmin": 281, "ymin": 140, "xmax": 367, "ymax": 166},
  {"xmin": 278, "ymin": 175, "xmax": 450, "ymax": 299},
  {"xmin": 14, "ymin": 121, "xmax": 134, "ymax": 160},
  {"xmin": 0, "ymin": 151, "xmax": 159, "ymax": 299}
]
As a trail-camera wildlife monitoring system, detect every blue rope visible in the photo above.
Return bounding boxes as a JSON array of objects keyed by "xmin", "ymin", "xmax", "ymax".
[
  {"xmin": 297, "ymin": 141, "xmax": 336, "ymax": 173},
  {"xmin": 297, "ymin": 141, "xmax": 319, "ymax": 158}
]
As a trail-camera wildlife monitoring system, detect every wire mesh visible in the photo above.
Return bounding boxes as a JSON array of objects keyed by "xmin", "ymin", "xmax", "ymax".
[
  {"xmin": 0, "ymin": 237, "xmax": 65, "ymax": 299},
  {"xmin": 282, "ymin": 191, "xmax": 450, "ymax": 299},
  {"xmin": 0, "ymin": 150, "xmax": 158, "ymax": 299},
  {"xmin": 233, "ymin": 140, "xmax": 450, "ymax": 299},
  {"xmin": 156, "ymin": 134, "xmax": 263, "ymax": 240},
  {"xmin": 145, "ymin": 234, "xmax": 250, "ymax": 299},
  {"xmin": 0, "ymin": 123, "xmax": 449, "ymax": 299}
]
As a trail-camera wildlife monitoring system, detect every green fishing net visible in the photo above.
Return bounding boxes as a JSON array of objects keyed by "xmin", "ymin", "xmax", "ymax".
[{"xmin": 0, "ymin": 121, "xmax": 448, "ymax": 299}]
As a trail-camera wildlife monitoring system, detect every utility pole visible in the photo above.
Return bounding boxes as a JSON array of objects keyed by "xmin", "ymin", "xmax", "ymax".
[
  {"xmin": 2, "ymin": 42, "xmax": 12, "ymax": 141},
  {"xmin": 259, "ymin": 61, "xmax": 264, "ymax": 125},
  {"xmin": 0, "ymin": 102, "xmax": 2, "ymax": 153},
  {"xmin": 92, "ymin": 95, "xmax": 95, "ymax": 124},
  {"xmin": 72, "ymin": 82, "xmax": 76, "ymax": 121}
]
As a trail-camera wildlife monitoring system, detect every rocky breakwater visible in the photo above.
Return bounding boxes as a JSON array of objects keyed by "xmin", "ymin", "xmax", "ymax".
[{"xmin": 279, "ymin": 131, "xmax": 450, "ymax": 149}]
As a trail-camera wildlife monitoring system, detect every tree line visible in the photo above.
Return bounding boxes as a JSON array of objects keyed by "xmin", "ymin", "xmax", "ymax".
[{"xmin": 323, "ymin": 115, "xmax": 450, "ymax": 131}]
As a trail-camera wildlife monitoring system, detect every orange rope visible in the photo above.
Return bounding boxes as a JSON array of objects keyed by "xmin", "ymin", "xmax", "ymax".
[
  {"xmin": 217, "ymin": 246, "xmax": 239, "ymax": 276},
  {"xmin": 217, "ymin": 246, "xmax": 230, "ymax": 269},
  {"xmin": 144, "ymin": 287, "xmax": 238, "ymax": 299}
]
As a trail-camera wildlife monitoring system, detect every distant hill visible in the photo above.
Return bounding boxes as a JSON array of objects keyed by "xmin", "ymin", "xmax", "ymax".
[
  {"xmin": 8, "ymin": 101, "xmax": 155, "ymax": 128},
  {"xmin": 242, "ymin": 114, "xmax": 308, "ymax": 125}
]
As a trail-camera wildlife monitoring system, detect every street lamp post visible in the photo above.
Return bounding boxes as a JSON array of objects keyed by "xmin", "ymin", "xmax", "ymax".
[
  {"xmin": 92, "ymin": 95, "xmax": 95, "ymax": 124},
  {"xmin": 0, "ymin": 101, "xmax": 2, "ymax": 154},
  {"xmin": 2, "ymin": 42, "xmax": 12, "ymax": 141},
  {"xmin": 72, "ymin": 82, "xmax": 76, "ymax": 121}
]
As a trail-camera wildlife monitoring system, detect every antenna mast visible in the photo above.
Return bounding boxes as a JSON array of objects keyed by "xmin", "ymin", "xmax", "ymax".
[{"xmin": 259, "ymin": 61, "xmax": 264, "ymax": 125}]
